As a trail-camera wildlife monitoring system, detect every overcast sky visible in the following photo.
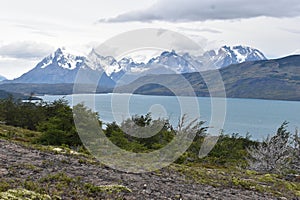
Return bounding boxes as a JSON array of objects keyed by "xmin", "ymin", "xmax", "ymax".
[{"xmin": 0, "ymin": 0, "xmax": 300, "ymax": 79}]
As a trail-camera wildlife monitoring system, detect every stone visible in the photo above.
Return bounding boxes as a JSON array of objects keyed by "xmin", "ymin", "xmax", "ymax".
[{"xmin": 0, "ymin": 168, "xmax": 8, "ymax": 176}]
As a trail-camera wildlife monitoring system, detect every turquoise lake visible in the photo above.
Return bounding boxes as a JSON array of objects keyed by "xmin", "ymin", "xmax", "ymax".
[{"xmin": 39, "ymin": 94, "xmax": 300, "ymax": 141}]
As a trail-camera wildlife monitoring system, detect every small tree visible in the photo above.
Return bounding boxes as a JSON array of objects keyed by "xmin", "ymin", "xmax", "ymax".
[
  {"xmin": 290, "ymin": 129, "xmax": 300, "ymax": 173},
  {"xmin": 247, "ymin": 122, "xmax": 292, "ymax": 174},
  {"xmin": 37, "ymin": 100, "xmax": 81, "ymax": 147}
]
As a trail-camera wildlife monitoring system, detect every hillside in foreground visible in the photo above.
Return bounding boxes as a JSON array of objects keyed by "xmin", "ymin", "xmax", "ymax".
[{"xmin": 0, "ymin": 124, "xmax": 299, "ymax": 199}]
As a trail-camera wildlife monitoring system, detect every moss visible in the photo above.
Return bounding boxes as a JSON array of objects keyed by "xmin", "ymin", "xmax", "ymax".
[
  {"xmin": 84, "ymin": 183, "xmax": 132, "ymax": 194},
  {"xmin": 231, "ymin": 177, "xmax": 253, "ymax": 189},
  {"xmin": 258, "ymin": 173, "xmax": 278, "ymax": 183},
  {"xmin": 283, "ymin": 181, "xmax": 300, "ymax": 194},
  {"xmin": 19, "ymin": 163, "xmax": 40, "ymax": 172},
  {"xmin": 78, "ymin": 158, "xmax": 98, "ymax": 165},
  {"xmin": 245, "ymin": 170, "xmax": 258, "ymax": 175},
  {"xmin": 171, "ymin": 163, "xmax": 300, "ymax": 199},
  {"xmin": 0, "ymin": 189, "xmax": 51, "ymax": 200},
  {"xmin": 22, "ymin": 180, "xmax": 45, "ymax": 194},
  {"xmin": 0, "ymin": 124, "xmax": 41, "ymax": 143},
  {"xmin": 40, "ymin": 172, "xmax": 76, "ymax": 184},
  {"xmin": 37, "ymin": 172, "xmax": 131, "ymax": 198},
  {"xmin": 0, "ymin": 181, "xmax": 11, "ymax": 192}
]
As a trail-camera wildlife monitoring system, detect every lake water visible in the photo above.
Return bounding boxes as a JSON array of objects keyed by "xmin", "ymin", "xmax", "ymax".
[{"xmin": 38, "ymin": 94, "xmax": 300, "ymax": 141}]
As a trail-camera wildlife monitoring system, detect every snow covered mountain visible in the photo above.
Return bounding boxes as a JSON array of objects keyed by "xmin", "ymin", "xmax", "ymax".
[
  {"xmin": 107, "ymin": 50, "xmax": 204, "ymax": 85},
  {"xmin": 110, "ymin": 46, "xmax": 266, "ymax": 83},
  {"xmin": 206, "ymin": 45, "xmax": 267, "ymax": 68},
  {"xmin": 146, "ymin": 50, "xmax": 199, "ymax": 74},
  {"xmin": 88, "ymin": 49, "xmax": 130, "ymax": 82},
  {"xmin": 10, "ymin": 45, "xmax": 267, "ymax": 86},
  {"xmin": 117, "ymin": 45, "xmax": 266, "ymax": 77},
  {"xmin": 11, "ymin": 48, "xmax": 115, "ymax": 87},
  {"xmin": 118, "ymin": 50, "xmax": 211, "ymax": 83}
]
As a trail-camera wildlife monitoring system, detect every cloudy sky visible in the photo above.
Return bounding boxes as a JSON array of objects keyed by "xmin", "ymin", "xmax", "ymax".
[{"xmin": 0, "ymin": 0, "xmax": 300, "ymax": 79}]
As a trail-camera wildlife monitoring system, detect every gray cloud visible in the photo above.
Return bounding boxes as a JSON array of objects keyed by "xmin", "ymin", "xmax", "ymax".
[
  {"xmin": 99, "ymin": 0, "xmax": 300, "ymax": 22},
  {"xmin": 0, "ymin": 41, "xmax": 54, "ymax": 59}
]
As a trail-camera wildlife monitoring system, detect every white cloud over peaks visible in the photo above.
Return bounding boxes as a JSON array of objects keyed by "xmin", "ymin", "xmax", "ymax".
[{"xmin": 99, "ymin": 0, "xmax": 300, "ymax": 22}]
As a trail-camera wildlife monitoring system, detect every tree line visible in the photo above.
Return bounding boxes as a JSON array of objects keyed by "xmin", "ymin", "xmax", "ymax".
[{"xmin": 0, "ymin": 96, "xmax": 299, "ymax": 175}]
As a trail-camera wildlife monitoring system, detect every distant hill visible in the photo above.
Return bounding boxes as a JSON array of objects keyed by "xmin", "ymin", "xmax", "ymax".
[
  {"xmin": 115, "ymin": 55, "xmax": 300, "ymax": 101},
  {"xmin": 0, "ymin": 83, "xmax": 112, "ymax": 96},
  {"xmin": 0, "ymin": 90, "xmax": 17, "ymax": 99},
  {"xmin": 0, "ymin": 89, "xmax": 40, "ymax": 100}
]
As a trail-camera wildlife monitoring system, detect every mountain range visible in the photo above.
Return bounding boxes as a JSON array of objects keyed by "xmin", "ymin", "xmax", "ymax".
[
  {"xmin": 2, "ymin": 45, "xmax": 300, "ymax": 101},
  {"xmin": 6, "ymin": 45, "xmax": 267, "ymax": 87}
]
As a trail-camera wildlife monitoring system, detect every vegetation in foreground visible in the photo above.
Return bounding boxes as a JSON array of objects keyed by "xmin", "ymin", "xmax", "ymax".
[{"xmin": 0, "ymin": 97, "xmax": 299, "ymax": 199}]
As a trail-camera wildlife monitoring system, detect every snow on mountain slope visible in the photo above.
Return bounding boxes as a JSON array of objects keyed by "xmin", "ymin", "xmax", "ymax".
[
  {"xmin": 39, "ymin": 47, "xmax": 85, "ymax": 70},
  {"xmin": 88, "ymin": 49, "xmax": 123, "ymax": 76},
  {"xmin": 110, "ymin": 46, "xmax": 266, "ymax": 83},
  {"xmin": 9, "ymin": 45, "xmax": 267, "ymax": 86},
  {"xmin": 208, "ymin": 45, "xmax": 267, "ymax": 68},
  {"xmin": 147, "ymin": 50, "xmax": 198, "ymax": 74},
  {"xmin": 10, "ymin": 48, "xmax": 115, "ymax": 87}
]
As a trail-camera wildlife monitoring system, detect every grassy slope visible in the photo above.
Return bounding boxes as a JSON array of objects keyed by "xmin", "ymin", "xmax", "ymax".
[{"xmin": 0, "ymin": 124, "xmax": 299, "ymax": 199}]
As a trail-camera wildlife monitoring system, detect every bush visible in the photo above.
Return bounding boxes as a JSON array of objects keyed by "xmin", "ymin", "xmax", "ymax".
[
  {"xmin": 104, "ymin": 113, "xmax": 175, "ymax": 152},
  {"xmin": 37, "ymin": 101, "xmax": 86, "ymax": 147},
  {"xmin": 291, "ymin": 130, "xmax": 300, "ymax": 173},
  {"xmin": 247, "ymin": 122, "xmax": 300, "ymax": 174},
  {"xmin": 0, "ymin": 97, "xmax": 84, "ymax": 147},
  {"xmin": 200, "ymin": 133, "xmax": 257, "ymax": 167}
]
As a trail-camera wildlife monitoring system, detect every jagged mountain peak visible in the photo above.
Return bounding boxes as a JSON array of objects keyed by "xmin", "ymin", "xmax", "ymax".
[
  {"xmin": 88, "ymin": 48, "xmax": 116, "ymax": 61},
  {"xmin": 88, "ymin": 49, "xmax": 121, "ymax": 76},
  {"xmin": 209, "ymin": 45, "xmax": 267, "ymax": 68},
  {"xmin": 160, "ymin": 49, "xmax": 177, "ymax": 57},
  {"xmin": 37, "ymin": 47, "xmax": 85, "ymax": 71},
  {"xmin": 145, "ymin": 49, "xmax": 198, "ymax": 74},
  {"xmin": 52, "ymin": 47, "xmax": 84, "ymax": 60},
  {"xmin": 119, "ymin": 57, "xmax": 134, "ymax": 64},
  {"xmin": 54, "ymin": 47, "xmax": 63, "ymax": 56}
]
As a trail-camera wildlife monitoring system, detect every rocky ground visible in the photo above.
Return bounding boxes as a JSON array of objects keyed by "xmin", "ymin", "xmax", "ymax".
[{"xmin": 0, "ymin": 139, "xmax": 289, "ymax": 200}]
